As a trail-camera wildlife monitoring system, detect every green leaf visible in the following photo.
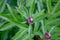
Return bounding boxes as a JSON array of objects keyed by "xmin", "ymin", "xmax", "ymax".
[
  {"xmin": 0, "ymin": 16, "xmax": 28, "ymax": 29},
  {"xmin": 12, "ymin": 29, "xmax": 27, "ymax": 40},
  {"xmin": 50, "ymin": 11, "xmax": 60, "ymax": 19},
  {"xmin": 41, "ymin": 20, "xmax": 45, "ymax": 34},
  {"xmin": 34, "ymin": 22, "xmax": 39, "ymax": 32},
  {"xmin": 51, "ymin": 0, "xmax": 60, "ymax": 14},
  {"xmin": 37, "ymin": 0, "xmax": 43, "ymax": 12},
  {"xmin": 34, "ymin": 31, "xmax": 43, "ymax": 39},
  {"xmin": 22, "ymin": 34, "xmax": 34, "ymax": 40},
  {"xmin": 17, "ymin": 0, "xmax": 20, "ymax": 7},
  {"xmin": 0, "ymin": 22, "xmax": 15, "ymax": 31},
  {"xmin": 0, "ymin": 0, "xmax": 7, "ymax": 13},
  {"xmin": 1, "ymin": 31, "xmax": 8, "ymax": 40},
  {"xmin": 46, "ymin": 0, "xmax": 52, "ymax": 14},
  {"xmin": 51, "ymin": 27, "xmax": 60, "ymax": 40},
  {"xmin": 7, "ymin": 4, "xmax": 18, "ymax": 21},
  {"xmin": 29, "ymin": 0, "xmax": 35, "ymax": 17},
  {"xmin": 17, "ymin": 0, "xmax": 25, "ymax": 8},
  {"xmin": 0, "ymin": 0, "xmax": 4, "ymax": 5},
  {"xmin": 0, "ymin": 19, "xmax": 7, "ymax": 27},
  {"xmin": 16, "ymin": 7, "xmax": 28, "ymax": 19},
  {"xmin": 49, "ymin": 26, "xmax": 55, "ymax": 33},
  {"xmin": 45, "ymin": 18, "xmax": 60, "ymax": 26},
  {"xmin": 0, "ymin": 16, "xmax": 10, "ymax": 21},
  {"xmin": 0, "ymin": 21, "xmax": 7, "ymax": 27},
  {"xmin": 22, "ymin": 34, "xmax": 29, "ymax": 40},
  {"xmin": 33, "ymin": 10, "xmax": 47, "ymax": 22}
]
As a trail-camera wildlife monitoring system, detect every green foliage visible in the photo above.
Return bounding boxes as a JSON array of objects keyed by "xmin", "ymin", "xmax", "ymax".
[
  {"xmin": 0, "ymin": 0, "xmax": 60, "ymax": 40},
  {"xmin": 0, "ymin": 0, "xmax": 7, "ymax": 13}
]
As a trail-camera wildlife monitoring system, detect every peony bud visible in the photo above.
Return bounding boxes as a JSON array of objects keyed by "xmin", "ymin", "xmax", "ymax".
[
  {"xmin": 28, "ymin": 17, "xmax": 34, "ymax": 24},
  {"xmin": 45, "ymin": 33, "xmax": 51, "ymax": 39}
]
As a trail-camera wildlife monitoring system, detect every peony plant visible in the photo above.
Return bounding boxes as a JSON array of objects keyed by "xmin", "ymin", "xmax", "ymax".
[{"xmin": 0, "ymin": 0, "xmax": 60, "ymax": 40}]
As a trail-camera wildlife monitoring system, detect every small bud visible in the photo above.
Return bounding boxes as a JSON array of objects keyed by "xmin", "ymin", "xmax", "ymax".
[
  {"xmin": 28, "ymin": 17, "xmax": 34, "ymax": 24},
  {"xmin": 45, "ymin": 33, "xmax": 51, "ymax": 39}
]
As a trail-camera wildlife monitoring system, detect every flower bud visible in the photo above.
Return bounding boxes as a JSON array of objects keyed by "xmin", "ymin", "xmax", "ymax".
[
  {"xmin": 45, "ymin": 33, "xmax": 51, "ymax": 39},
  {"xmin": 28, "ymin": 17, "xmax": 34, "ymax": 24}
]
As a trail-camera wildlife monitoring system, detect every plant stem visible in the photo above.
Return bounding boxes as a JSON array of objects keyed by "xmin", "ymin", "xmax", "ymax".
[
  {"xmin": 28, "ymin": 24, "xmax": 32, "ymax": 40},
  {"xmin": 49, "ymin": 26, "xmax": 55, "ymax": 33}
]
